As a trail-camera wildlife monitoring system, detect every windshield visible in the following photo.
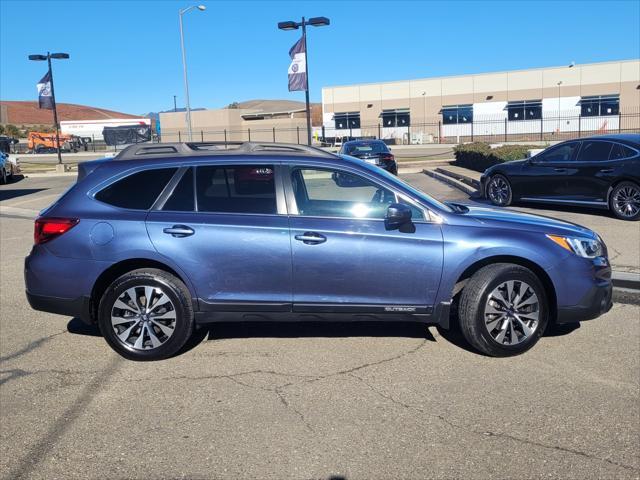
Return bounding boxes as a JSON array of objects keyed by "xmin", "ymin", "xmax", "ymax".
[
  {"xmin": 339, "ymin": 155, "xmax": 453, "ymax": 213},
  {"xmin": 344, "ymin": 142, "xmax": 388, "ymax": 155}
]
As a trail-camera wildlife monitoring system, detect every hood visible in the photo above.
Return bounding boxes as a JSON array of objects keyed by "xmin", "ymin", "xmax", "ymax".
[
  {"xmin": 485, "ymin": 158, "xmax": 528, "ymax": 173},
  {"xmin": 449, "ymin": 203, "xmax": 597, "ymax": 239}
]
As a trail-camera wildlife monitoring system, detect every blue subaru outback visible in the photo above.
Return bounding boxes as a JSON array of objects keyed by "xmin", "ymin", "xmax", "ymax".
[{"xmin": 25, "ymin": 142, "xmax": 612, "ymax": 360}]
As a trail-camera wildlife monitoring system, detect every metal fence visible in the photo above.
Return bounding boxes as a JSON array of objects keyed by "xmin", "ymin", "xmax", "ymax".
[{"xmin": 160, "ymin": 109, "xmax": 640, "ymax": 146}]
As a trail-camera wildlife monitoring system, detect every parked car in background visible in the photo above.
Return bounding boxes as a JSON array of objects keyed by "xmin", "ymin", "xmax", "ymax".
[
  {"xmin": 0, "ymin": 152, "xmax": 18, "ymax": 184},
  {"xmin": 339, "ymin": 140, "xmax": 397, "ymax": 174},
  {"xmin": 481, "ymin": 134, "xmax": 640, "ymax": 220},
  {"xmin": 25, "ymin": 142, "xmax": 612, "ymax": 361}
]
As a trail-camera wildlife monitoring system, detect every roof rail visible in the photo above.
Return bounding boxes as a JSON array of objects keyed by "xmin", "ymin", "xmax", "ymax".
[{"xmin": 112, "ymin": 141, "xmax": 337, "ymax": 161}]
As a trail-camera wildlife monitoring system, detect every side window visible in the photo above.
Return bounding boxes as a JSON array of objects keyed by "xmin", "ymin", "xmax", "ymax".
[
  {"xmin": 610, "ymin": 143, "xmax": 637, "ymax": 160},
  {"xmin": 162, "ymin": 168, "xmax": 194, "ymax": 211},
  {"xmin": 577, "ymin": 141, "xmax": 613, "ymax": 162},
  {"xmin": 95, "ymin": 168, "xmax": 177, "ymax": 210},
  {"xmin": 196, "ymin": 165, "xmax": 276, "ymax": 214},
  {"xmin": 291, "ymin": 168, "xmax": 424, "ymax": 220},
  {"xmin": 537, "ymin": 142, "xmax": 579, "ymax": 163}
]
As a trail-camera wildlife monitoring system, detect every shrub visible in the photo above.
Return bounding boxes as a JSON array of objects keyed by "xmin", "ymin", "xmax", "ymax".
[{"xmin": 454, "ymin": 142, "xmax": 543, "ymax": 172}]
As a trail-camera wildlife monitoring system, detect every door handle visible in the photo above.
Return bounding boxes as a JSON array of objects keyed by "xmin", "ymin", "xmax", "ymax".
[
  {"xmin": 163, "ymin": 225, "xmax": 195, "ymax": 237},
  {"xmin": 553, "ymin": 168, "xmax": 567, "ymax": 172},
  {"xmin": 599, "ymin": 168, "xmax": 614, "ymax": 174},
  {"xmin": 294, "ymin": 232, "xmax": 327, "ymax": 244}
]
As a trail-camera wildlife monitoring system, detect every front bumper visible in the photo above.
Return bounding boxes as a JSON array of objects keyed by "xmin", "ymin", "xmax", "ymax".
[
  {"xmin": 553, "ymin": 256, "xmax": 613, "ymax": 324},
  {"xmin": 479, "ymin": 175, "xmax": 489, "ymax": 198}
]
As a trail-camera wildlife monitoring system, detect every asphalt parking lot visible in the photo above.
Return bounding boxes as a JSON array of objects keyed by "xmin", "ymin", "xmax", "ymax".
[{"xmin": 1, "ymin": 173, "xmax": 639, "ymax": 479}]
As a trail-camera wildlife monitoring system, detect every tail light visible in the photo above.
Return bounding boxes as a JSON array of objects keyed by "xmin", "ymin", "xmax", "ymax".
[
  {"xmin": 34, "ymin": 217, "xmax": 79, "ymax": 245},
  {"xmin": 382, "ymin": 153, "xmax": 395, "ymax": 162}
]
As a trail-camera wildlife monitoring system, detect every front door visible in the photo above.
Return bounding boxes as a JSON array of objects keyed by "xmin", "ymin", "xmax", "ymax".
[
  {"xmin": 285, "ymin": 165, "xmax": 443, "ymax": 312},
  {"xmin": 146, "ymin": 164, "xmax": 292, "ymax": 310},
  {"xmin": 516, "ymin": 141, "xmax": 581, "ymax": 199}
]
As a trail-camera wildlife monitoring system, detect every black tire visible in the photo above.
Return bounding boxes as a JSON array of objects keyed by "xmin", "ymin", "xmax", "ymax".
[
  {"xmin": 0, "ymin": 168, "xmax": 6, "ymax": 185},
  {"xmin": 97, "ymin": 268, "xmax": 194, "ymax": 361},
  {"xmin": 458, "ymin": 263, "xmax": 548, "ymax": 357},
  {"xmin": 609, "ymin": 181, "xmax": 640, "ymax": 221},
  {"xmin": 486, "ymin": 174, "xmax": 513, "ymax": 207}
]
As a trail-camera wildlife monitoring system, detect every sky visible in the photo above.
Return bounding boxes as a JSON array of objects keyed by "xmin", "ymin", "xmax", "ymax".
[{"xmin": 1, "ymin": 0, "xmax": 639, "ymax": 115}]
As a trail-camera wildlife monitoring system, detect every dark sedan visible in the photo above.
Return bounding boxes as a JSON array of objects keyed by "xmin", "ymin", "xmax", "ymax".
[
  {"xmin": 339, "ymin": 140, "xmax": 397, "ymax": 174},
  {"xmin": 481, "ymin": 134, "xmax": 640, "ymax": 220}
]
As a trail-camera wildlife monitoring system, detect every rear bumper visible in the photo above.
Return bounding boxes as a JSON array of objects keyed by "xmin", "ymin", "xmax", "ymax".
[{"xmin": 26, "ymin": 291, "xmax": 92, "ymax": 324}]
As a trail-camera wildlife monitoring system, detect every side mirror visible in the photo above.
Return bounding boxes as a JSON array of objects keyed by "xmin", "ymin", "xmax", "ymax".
[{"xmin": 385, "ymin": 203, "xmax": 412, "ymax": 230}]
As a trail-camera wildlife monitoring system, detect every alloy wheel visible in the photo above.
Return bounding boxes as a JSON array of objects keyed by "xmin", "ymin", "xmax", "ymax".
[
  {"xmin": 613, "ymin": 185, "xmax": 640, "ymax": 218},
  {"xmin": 110, "ymin": 285, "xmax": 177, "ymax": 350},
  {"xmin": 484, "ymin": 280, "xmax": 539, "ymax": 345},
  {"xmin": 488, "ymin": 176, "xmax": 510, "ymax": 205}
]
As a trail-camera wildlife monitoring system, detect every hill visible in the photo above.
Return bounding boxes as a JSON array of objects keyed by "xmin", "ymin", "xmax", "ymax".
[{"xmin": 0, "ymin": 101, "xmax": 141, "ymax": 125}]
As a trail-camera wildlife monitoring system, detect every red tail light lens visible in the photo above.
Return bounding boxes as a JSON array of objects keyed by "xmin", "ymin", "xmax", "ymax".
[
  {"xmin": 34, "ymin": 217, "xmax": 79, "ymax": 245},
  {"xmin": 382, "ymin": 153, "xmax": 395, "ymax": 161}
]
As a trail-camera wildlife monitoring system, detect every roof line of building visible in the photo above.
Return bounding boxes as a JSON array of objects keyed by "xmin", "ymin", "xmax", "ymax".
[{"xmin": 322, "ymin": 58, "xmax": 640, "ymax": 91}]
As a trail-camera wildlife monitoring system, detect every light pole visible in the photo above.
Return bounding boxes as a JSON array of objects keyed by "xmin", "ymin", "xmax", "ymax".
[
  {"xmin": 557, "ymin": 80, "xmax": 563, "ymax": 133},
  {"xmin": 278, "ymin": 16, "xmax": 330, "ymax": 145},
  {"xmin": 28, "ymin": 52, "xmax": 69, "ymax": 165},
  {"xmin": 179, "ymin": 4, "xmax": 206, "ymax": 142},
  {"xmin": 173, "ymin": 95, "xmax": 177, "ymax": 112}
]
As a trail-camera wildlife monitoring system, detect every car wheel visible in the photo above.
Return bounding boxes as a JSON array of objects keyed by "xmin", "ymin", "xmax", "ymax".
[
  {"xmin": 98, "ymin": 268, "xmax": 194, "ymax": 361},
  {"xmin": 609, "ymin": 181, "xmax": 640, "ymax": 221},
  {"xmin": 458, "ymin": 263, "xmax": 548, "ymax": 356},
  {"xmin": 486, "ymin": 174, "xmax": 513, "ymax": 206},
  {"xmin": 0, "ymin": 168, "xmax": 6, "ymax": 184}
]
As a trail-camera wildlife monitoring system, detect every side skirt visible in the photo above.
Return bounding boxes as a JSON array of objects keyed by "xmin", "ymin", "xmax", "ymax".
[{"xmin": 194, "ymin": 300, "xmax": 451, "ymax": 326}]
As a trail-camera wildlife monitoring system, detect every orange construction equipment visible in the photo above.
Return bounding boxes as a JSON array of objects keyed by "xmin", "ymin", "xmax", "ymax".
[{"xmin": 27, "ymin": 132, "xmax": 89, "ymax": 153}]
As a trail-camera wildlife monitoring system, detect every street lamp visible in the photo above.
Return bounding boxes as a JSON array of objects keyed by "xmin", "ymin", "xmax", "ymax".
[
  {"xmin": 179, "ymin": 4, "xmax": 206, "ymax": 142},
  {"xmin": 28, "ymin": 52, "xmax": 69, "ymax": 165},
  {"xmin": 278, "ymin": 16, "xmax": 330, "ymax": 145},
  {"xmin": 557, "ymin": 80, "xmax": 563, "ymax": 133}
]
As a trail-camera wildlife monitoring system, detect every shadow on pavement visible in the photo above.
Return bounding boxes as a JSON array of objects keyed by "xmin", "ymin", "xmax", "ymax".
[
  {"xmin": 67, "ymin": 315, "xmax": 579, "ymax": 358},
  {"xmin": 0, "ymin": 187, "xmax": 46, "ymax": 202}
]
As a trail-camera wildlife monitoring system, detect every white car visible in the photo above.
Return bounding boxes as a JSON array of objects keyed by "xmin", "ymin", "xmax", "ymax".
[{"xmin": 0, "ymin": 152, "xmax": 19, "ymax": 184}]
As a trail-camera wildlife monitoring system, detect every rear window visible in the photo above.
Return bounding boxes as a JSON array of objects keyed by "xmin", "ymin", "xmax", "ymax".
[
  {"xmin": 577, "ymin": 141, "xmax": 613, "ymax": 162},
  {"xmin": 196, "ymin": 165, "xmax": 276, "ymax": 214},
  {"xmin": 95, "ymin": 168, "xmax": 177, "ymax": 210},
  {"xmin": 344, "ymin": 142, "xmax": 389, "ymax": 155}
]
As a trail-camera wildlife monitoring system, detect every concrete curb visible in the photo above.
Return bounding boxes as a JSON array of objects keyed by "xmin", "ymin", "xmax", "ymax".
[
  {"xmin": 611, "ymin": 271, "xmax": 640, "ymax": 290},
  {"xmin": 434, "ymin": 167, "xmax": 481, "ymax": 190},
  {"xmin": 423, "ymin": 168, "xmax": 477, "ymax": 196}
]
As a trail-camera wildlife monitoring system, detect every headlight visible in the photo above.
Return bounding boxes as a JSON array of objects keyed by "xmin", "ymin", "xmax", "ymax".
[{"xmin": 546, "ymin": 234, "xmax": 604, "ymax": 258}]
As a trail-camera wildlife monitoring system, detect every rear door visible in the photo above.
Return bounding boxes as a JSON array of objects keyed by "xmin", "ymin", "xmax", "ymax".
[
  {"xmin": 145, "ymin": 163, "xmax": 292, "ymax": 311},
  {"xmin": 517, "ymin": 141, "xmax": 580, "ymax": 199},
  {"xmin": 569, "ymin": 140, "xmax": 615, "ymax": 202},
  {"xmin": 284, "ymin": 163, "xmax": 443, "ymax": 312}
]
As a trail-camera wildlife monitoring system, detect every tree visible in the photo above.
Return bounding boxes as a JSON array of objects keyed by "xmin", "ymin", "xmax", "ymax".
[
  {"xmin": 226, "ymin": 102, "xmax": 239, "ymax": 109},
  {"xmin": 4, "ymin": 124, "xmax": 19, "ymax": 137},
  {"xmin": 0, "ymin": 125, "xmax": 4, "ymax": 135}
]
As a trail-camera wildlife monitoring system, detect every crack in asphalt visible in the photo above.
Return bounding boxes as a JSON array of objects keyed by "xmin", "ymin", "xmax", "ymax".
[
  {"xmin": 0, "ymin": 367, "xmax": 105, "ymax": 387},
  {"xmin": 6, "ymin": 355, "xmax": 124, "ymax": 480},
  {"xmin": 349, "ymin": 372, "xmax": 639, "ymax": 474},
  {"xmin": 0, "ymin": 330, "xmax": 66, "ymax": 363}
]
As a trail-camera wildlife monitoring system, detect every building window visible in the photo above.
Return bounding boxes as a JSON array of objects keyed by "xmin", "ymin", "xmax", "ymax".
[
  {"xmin": 380, "ymin": 109, "xmax": 410, "ymax": 127},
  {"xmin": 442, "ymin": 105, "xmax": 473, "ymax": 125},
  {"xmin": 580, "ymin": 95, "xmax": 619, "ymax": 117},
  {"xmin": 507, "ymin": 100, "xmax": 542, "ymax": 121},
  {"xmin": 334, "ymin": 112, "xmax": 360, "ymax": 129}
]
